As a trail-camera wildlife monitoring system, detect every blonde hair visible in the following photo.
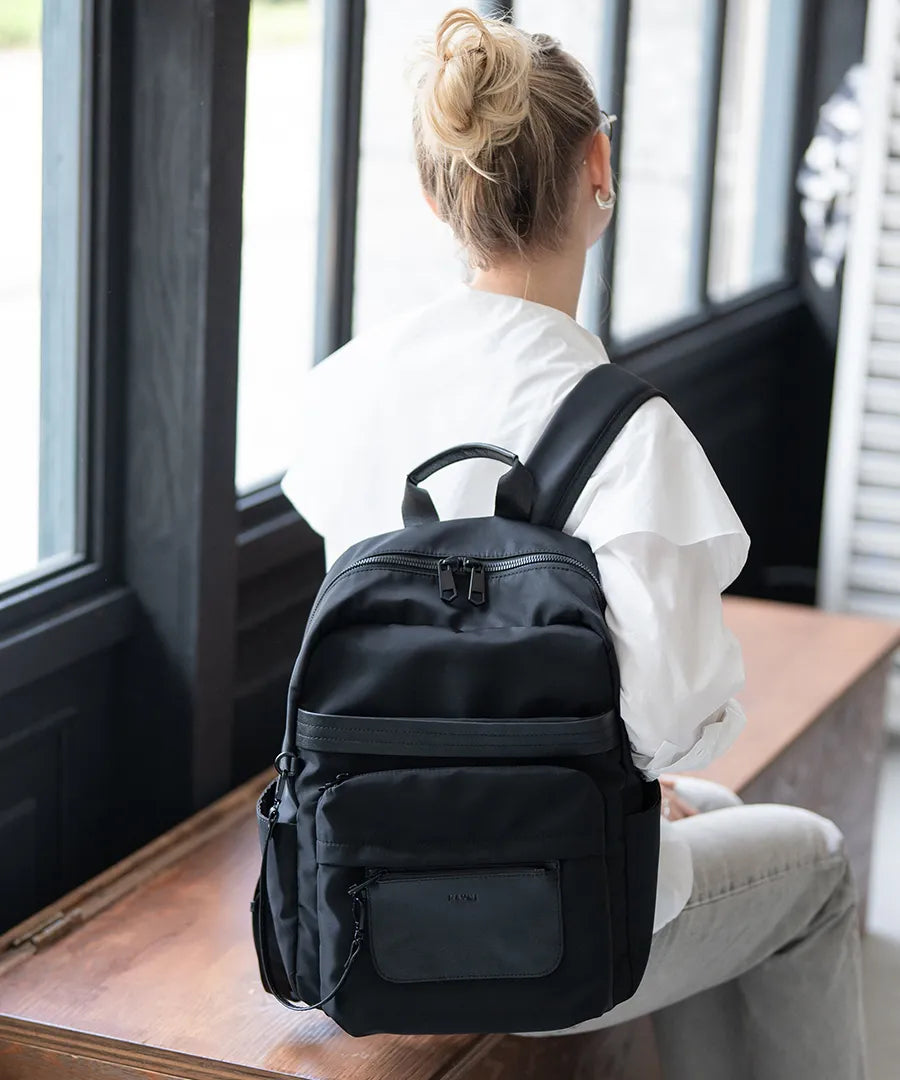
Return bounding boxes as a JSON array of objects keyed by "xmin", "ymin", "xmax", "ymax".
[{"xmin": 413, "ymin": 8, "xmax": 601, "ymax": 270}]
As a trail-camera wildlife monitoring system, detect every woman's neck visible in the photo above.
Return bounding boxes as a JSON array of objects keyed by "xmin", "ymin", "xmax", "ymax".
[{"xmin": 468, "ymin": 245, "xmax": 586, "ymax": 319}]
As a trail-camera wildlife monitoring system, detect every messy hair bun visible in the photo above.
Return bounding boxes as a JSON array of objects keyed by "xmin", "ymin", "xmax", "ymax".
[
  {"xmin": 414, "ymin": 8, "xmax": 601, "ymax": 268},
  {"xmin": 418, "ymin": 8, "xmax": 535, "ymax": 170}
]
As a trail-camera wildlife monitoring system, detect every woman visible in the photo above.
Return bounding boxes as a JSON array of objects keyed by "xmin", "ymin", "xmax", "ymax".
[{"xmin": 283, "ymin": 9, "xmax": 866, "ymax": 1078}]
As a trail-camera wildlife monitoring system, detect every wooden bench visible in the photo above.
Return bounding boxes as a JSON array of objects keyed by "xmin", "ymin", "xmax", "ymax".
[{"xmin": 0, "ymin": 598, "xmax": 896, "ymax": 1080}]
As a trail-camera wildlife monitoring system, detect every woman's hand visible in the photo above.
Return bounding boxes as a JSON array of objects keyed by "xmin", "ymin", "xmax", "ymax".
[{"xmin": 659, "ymin": 776, "xmax": 698, "ymax": 821}]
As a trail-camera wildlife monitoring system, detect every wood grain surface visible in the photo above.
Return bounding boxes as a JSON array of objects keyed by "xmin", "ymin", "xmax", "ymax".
[
  {"xmin": 706, "ymin": 596, "xmax": 899, "ymax": 791},
  {"xmin": 439, "ymin": 1020, "xmax": 660, "ymax": 1080},
  {"xmin": 0, "ymin": 597, "xmax": 896, "ymax": 1079},
  {"xmin": 0, "ymin": 800, "xmax": 473, "ymax": 1080},
  {"xmin": 0, "ymin": 1039, "xmax": 185, "ymax": 1080}
]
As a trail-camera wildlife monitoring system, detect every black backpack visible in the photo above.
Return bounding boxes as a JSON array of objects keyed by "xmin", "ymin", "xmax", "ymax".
[{"xmin": 252, "ymin": 363, "xmax": 664, "ymax": 1036}]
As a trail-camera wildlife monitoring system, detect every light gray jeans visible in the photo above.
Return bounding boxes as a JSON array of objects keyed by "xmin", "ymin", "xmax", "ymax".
[{"xmin": 525, "ymin": 777, "xmax": 867, "ymax": 1080}]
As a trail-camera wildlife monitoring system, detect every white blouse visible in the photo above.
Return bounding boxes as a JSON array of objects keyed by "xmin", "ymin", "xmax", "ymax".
[{"xmin": 283, "ymin": 284, "xmax": 750, "ymax": 932}]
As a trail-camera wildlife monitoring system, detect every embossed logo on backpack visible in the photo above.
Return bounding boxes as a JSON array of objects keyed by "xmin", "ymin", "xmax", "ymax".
[{"xmin": 447, "ymin": 892, "xmax": 478, "ymax": 902}]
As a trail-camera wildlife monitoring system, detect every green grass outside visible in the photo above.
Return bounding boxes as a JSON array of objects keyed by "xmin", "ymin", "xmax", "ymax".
[
  {"xmin": 0, "ymin": 0, "xmax": 308, "ymax": 50},
  {"xmin": 248, "ymin": 0, "xmax": 311, "ymax": 48},
  {"xmin": 0, "ymin": 0, "xmax": 41, "ymax": 48}
]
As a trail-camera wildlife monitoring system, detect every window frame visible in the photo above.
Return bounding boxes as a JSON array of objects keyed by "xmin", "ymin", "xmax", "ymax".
[
  {"xmin": 236, "ymin": 0, "xmax": 817, "ymax": 530},
  {"xmin": 601, "ymin": 0, "xmax": 812, "ymax": 349},
  {"xmin": 235, "ymin": 0, "xmax": 363, "ymax": 510},
  {"xmin": 314, "ymin": 0, "xmax": 366, "ymax": 364},
  {"xmin": 0, "ymin": 0, "xmax": 125, "ymax": 634}
]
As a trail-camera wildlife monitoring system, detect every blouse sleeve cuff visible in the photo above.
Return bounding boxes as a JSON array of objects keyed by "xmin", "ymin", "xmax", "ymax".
[{"xmin": 632, "ymin": 698, "xmax": 747, "ymax": 779}]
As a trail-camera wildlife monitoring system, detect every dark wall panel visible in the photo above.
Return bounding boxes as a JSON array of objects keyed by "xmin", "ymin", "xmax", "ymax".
[
  {"xmin": 233, "ymin": 545, "xmax": 323, "ymax": 785},
  {"xmin": 120, "ymin": 0, "xmax": 248, "ymax": 828},
  {"xmin": 0, "ymin": 652, "xmax": 117, "ymax": 933}
]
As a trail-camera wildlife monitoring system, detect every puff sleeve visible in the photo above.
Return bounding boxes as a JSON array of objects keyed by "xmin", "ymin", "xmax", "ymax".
[{"xmin": 565, "ymin": 397, "xmax": 750, "ymax": 777}]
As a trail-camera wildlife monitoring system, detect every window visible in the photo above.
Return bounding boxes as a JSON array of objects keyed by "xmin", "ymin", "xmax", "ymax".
[
  {"xmin": 232, "ymin": 0, "xmax": 810, "ymax": 501},
  {"xmin": 235, "ymin": 0, "xmax": 324, "ymax": 495},
  {"xmin": 611, "ymin": 0, "xmax": 713, "ymax": 339},
  {"xmin": 609, "ymin": 0, "xmax": 802, "ymax": 339},
  {"xmin": 514, "ymin": 2, "xmax": 609, "ymax": 90},
  {"xmin": 0, "ymin": 0, "xmax": 86, "ymax": 590},
  {"xmin": 352, "ymin": 0, "xmax": 464, "ymax": 335},
  {"xmin": 707, "ymin": 0, "xmax": 803, "ymax": 300}
]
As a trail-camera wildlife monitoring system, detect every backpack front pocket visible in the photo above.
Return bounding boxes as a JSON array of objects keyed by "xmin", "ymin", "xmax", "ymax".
[
  {"xmin": 314, "ymin": 765, "xmax": 612, "ymax": 1035},
  {"xmin": 366, "ymin": 864, "xmax": 562, "ymax": 983}
]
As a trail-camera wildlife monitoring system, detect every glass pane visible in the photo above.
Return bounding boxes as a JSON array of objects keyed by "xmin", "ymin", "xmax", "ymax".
[
  {"xmin": 0, "ymin": 0, "xmax": 83, "ymax": 589},
  {"xmin": 352, "ymin": 1, "xmax": 466, "ymax": 335},
  {"xmin": 514, "ymin": 2, "xmax": 608, "ymax": 86},
  {"xmin": 708, "ymin": 0, "xmax": 803, "ymax": 301},
  {"xmin": 236, "ymin": 0, "xmax": 323, "ymax": 494},
  {"xmin": 611, "ymin": 0, "xmax": 713, "ymax": 339}
]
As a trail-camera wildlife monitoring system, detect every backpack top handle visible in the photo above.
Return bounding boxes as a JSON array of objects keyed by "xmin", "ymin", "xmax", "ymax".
[
  {"xmin": 526, "ymin": 364, "xmax": 666, "ymax": 532},
  {"xmin": 402, "ymin": 443, "xmax": 535, "ymax": 526}
]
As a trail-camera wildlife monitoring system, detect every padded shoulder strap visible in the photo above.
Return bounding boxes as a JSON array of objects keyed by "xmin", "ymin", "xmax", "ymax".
[{"xmin": 526, "ymin": 363, "xmax": 666, "ymax": 531}]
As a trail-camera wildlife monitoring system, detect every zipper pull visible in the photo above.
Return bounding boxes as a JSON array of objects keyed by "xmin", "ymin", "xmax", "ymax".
[
  {"xmin": 464, "ymin": 559, "xmax": 487, "ymax": 605},
  {"xmin": 438, "ymin": 558, "xmax": 460, "ymax": 602},
  {"xmin": 347, "ymin": 869, "xmax": 387, "ymax": 943},
  {"xmin": 347, "ymin": 868, "xmax": 387, "ymax": 899}
]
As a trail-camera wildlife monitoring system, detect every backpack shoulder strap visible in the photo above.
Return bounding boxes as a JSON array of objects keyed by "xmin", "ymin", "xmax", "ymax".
[{"xmin": 525, "ymin": 363, "xmax": 666, "ymax": 531}]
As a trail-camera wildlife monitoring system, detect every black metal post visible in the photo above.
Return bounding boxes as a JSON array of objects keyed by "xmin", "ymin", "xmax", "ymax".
[
  {"xmin": 313, "ymin": 0, "xmax": 366, "ymax": 362},
  {"xmin": 691, "ymin": 0, "xmax": 728, "ymax": 309},
  {"xmin": 121, "ymin": 0, "xmax": 249, "ymax": 817},
  {"xmin": 595, "ymin": 0, "xmax": 630, "ymax": 347}
]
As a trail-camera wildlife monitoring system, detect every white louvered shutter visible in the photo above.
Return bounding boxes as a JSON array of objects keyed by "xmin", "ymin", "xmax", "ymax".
[{"xmin": 819, "ymin": 0, "xmax": 900, "ymax": 730}]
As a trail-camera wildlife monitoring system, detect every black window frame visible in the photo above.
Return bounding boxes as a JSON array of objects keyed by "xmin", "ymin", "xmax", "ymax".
[
  {"xmin": 599, "ymin": 0, "xmax": 812, "ymax": 349},
  {"xmin": 0, "ymin": 0, "xmax": 124, "ymax": 636}
]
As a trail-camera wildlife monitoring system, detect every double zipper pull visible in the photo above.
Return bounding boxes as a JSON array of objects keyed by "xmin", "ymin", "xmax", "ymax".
[
  {"xmin": 464, "ymin": 560, "xmax": 487, "ymax": 606},
  {"xmin": 437, "ymin": 557, "xmax": 487, "ymax": 605}
]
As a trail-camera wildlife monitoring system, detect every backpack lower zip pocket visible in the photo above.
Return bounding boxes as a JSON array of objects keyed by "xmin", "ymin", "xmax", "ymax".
[
  {"xmin": 363, "ymin": 863, "xmax": 562, "ymax": 983},
  {"xmin": 312, "ymin": 765, "xmax": 613, "ymax": 1033}
]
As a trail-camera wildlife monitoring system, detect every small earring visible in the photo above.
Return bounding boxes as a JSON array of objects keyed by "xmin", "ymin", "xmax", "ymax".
[{"xmin": 595, "ymin": 186, "xmax": 616, "ymax": 210}]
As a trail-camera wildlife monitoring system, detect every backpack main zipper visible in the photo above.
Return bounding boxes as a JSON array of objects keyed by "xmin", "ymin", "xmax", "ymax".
[{"xmin": 307, "ymin": 551, "xmax": 603, "ymax": 625}]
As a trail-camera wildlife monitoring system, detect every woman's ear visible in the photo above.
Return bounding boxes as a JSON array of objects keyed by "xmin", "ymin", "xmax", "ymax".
[
  {"xmin": 422, "ymin": 189, "xmax": 441, "ymax": 220},
  {"xmin": 586, "ymin": 130, "xmax": 612, "ymax": 201}
]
